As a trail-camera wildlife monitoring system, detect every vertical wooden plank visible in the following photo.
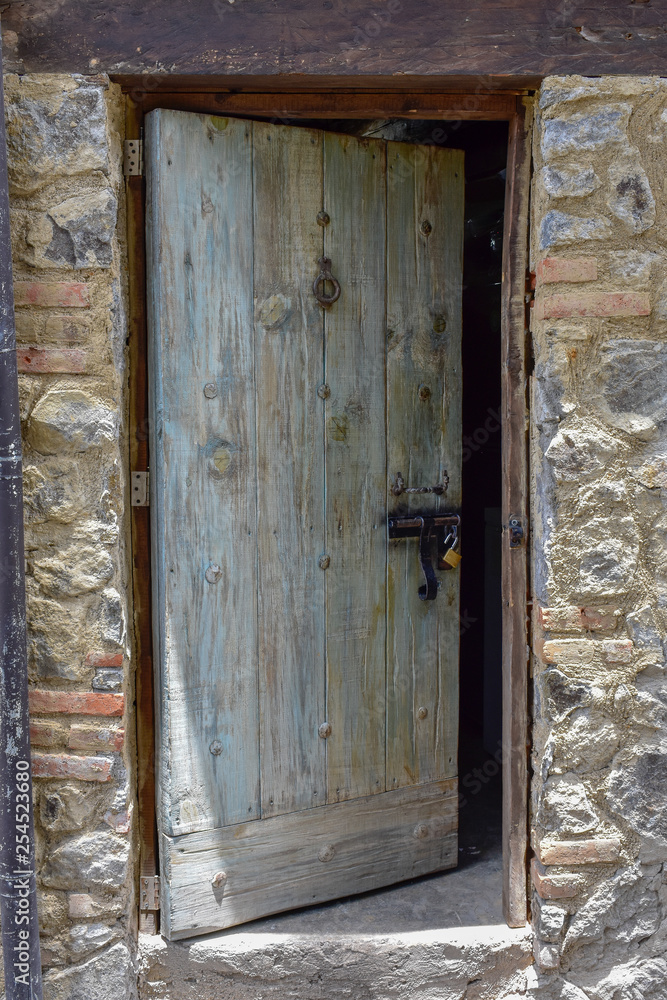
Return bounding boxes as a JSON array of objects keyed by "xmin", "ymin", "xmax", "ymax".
[
  {"xmin": 324, "ymin": 133, "xmax": 387, "ymax": 802},
  {"xmin": 385, "ymin": 143, "xmax": 464, "ymax": 790},
  {"xmin": 501, "ymin": 98, "xmax": 532, "ymax": 928},
  {"xmin": 253, "ymin": 122, "xmax": 327, "ymax": 817},
  {"xmin": 146, "ymin": 110, "xmax": 259, "ymax": 837}
]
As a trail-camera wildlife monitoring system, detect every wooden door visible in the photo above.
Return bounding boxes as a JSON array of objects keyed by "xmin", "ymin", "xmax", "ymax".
[{"xmin": 146, "ymin": 110, "xmax": 464, "ymax": 940}]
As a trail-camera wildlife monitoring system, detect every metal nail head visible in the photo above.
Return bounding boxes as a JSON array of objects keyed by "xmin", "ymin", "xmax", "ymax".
[
  {"xmin": 209, "ymin": 739, "xmax": 223, "ymax": 756},
  {"xmin": 204, "ymin": 382, "xmax": 218, "ymax": 398},
  {"xmin": 211, "ymin": 871, "xmax": 227, "ymax": 888},
  {"xmin": 318, "ymin": 554, "xmax": 330, "ymax": 570},
  {"xmin": 318, "ymin": 722, "xmax": 332, "ymax": 739},
  {"xmin": 205, "ymin": 563, "xmax": 222, "ymax": 584},
  {"xmin": 417, "ymin": 706, "xmax": 428, "ymax": 720},
  {"xmin": 413, "ymin": 823, "xmax": 429, "ymax": 839},
  {"xmin": 318, "ymin": 844, "xmax": 336, "ymax": 862},
  {"xmin": 317, "ymin": 211, "xmax": 330, "ymax": 227},
  {"xmin": 420, "ymin": 220, "xmax": 432, "ymax": 236},
  {"xmin": 317, "ymin": 383, "xmax": 331, "ymax": 399}
]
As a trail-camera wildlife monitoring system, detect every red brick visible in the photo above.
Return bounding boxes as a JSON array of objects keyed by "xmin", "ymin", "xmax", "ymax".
[
  {"xmin": 29, "ymin": 690, "xmax": 124, "ymax": 717},
  {"xmin": 531, "ymin": 858, "xmax": 583, "ymax": 900},
  {"xmin": 31, "ymin": 752, "xmax": 112, "ymax": 782},
  {"xmin": 534, "ymin": 291, "xmax": 650, "ymax": 321},
  {"xmin": 14, "ymin": 282, "xmax": 90, "ymax": 309},
  {"xmin": 68, "ymin": 725, "xmax": 124, "ymax": 753},
  {"xmin": 17, "ymin": 347, "xmax": 87, "ymax": 374},
  {"xmin": 29, "ymin": 721, "xmax": 66, "ymax": 748},
  {"xmin": 540, "ymin": 639, "xmax": 595, "ymax": 666},
  {"xmin": 538, "ymin": 605, "xmax": 619, "ymax": 633},
  {"xmin": 85, "ymin": 653, "xmax": 123, "ymax": 668},
  {"xmin": 536, "ymin": 257, "xmax": 598, "ymax": 285},
  {"xmin": 537, "ymin": 838, "xmax": 622, "ymax": 866}
]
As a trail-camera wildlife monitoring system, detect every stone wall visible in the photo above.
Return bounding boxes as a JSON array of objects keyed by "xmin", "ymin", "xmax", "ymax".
[
  {"xmin": 6, "ymin": 68, "xmax": 667, "ymax": 1000},
  {"xmin": 5, "ymin": 73, "xmax": 137, "ymax": 997},
  {"xmin": 529, "ymin": 75, "xmax": 667, "ymax": 997}
]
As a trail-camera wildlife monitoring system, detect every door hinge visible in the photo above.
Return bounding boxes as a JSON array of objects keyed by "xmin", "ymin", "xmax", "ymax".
[
  {"xmin": 131, "ymin": 471, "xmax": 149, "ymax": 507},
  {"xmin": 124, "ymin": 139, "xmax": 143, "ymax": 177},
  {"xmin": 140, "ymin": 876, "xmax": 160, "ymax": 912}
]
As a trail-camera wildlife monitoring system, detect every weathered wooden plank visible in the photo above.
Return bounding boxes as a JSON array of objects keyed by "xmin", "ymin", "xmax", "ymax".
[
  {"xmin": 323, "ymin": 133, "xmax": 387, "ymax": 802},
  {"xmin": 6, "ymin": 1, "xmax": 667, "ymax": 79},
  {"xmin": 146, "ymin": 111, "xmax": 259, "ymax": 837},
  {"xmin": 253, "ymin": 120, "xmax": 327, "ymax": 817},
  {"xmin": 385, "ymin": 143, "xmax": 464, "ymax": 791},
  {"xmin": 162, "ymin": 778, "xmax": 457, "ymax": 939},
  {"xmin": 501, "ymin": 97, "xmax": 532, "ymax": 928}
]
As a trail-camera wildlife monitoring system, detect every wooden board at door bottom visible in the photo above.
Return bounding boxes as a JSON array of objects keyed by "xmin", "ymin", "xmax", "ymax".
[{"xmin": 161, "ymin": 778, "xmax": 457, "ymax": 938}]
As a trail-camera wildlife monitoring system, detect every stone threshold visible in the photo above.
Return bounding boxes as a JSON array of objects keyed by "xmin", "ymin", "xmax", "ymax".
[{"xmin": 138, "ymin": 852, "xmax": 534, "ymax": 999}]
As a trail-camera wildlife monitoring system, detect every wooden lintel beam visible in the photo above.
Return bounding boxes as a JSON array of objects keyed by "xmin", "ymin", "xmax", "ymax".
[{"xmin": 132, "ymin": 92, "xmax": 518, "ymax": 121}]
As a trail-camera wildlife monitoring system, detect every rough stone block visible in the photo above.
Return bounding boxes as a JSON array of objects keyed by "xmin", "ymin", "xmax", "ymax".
[
  {"xmin": 43, "ymin": 942, "xmax": 137, "ymax": 1000},
  {"xmin": 42, "ymin": 831, "xmax": 130, "ymax": 890},
  {"xmin": 608, "ymin": 155, "xmax": 656, "ymax": 233},
  {"xmin": 69, "ymin": 921, "xmax": 117, "ymax": 958},
  {"xmin": 92, "ymin": 669, "xmax": 123, "ymax": 692},
  {"xmin": 17, "ymin": 346, "xmax": 87, "ymax": 373},
  {"xmin": 27, "ymin": 389, "xmax": 117, "ymax": 454},
  {"xmin": 562, "ymin": 863, "xmax": 661, "ymax": 951},
  {"xmin": 544, "ymin": 424, "xmax": 617, "ymax": 483},
  {"xmin": 602, "ymin": 639, "xmax": 633, "ymax": 664},
  {"xmin": 626, "ymin": 606, "xmax": 663, "ymax": 649},
  {"xmin": 32, "ymin": 543, "xmax": 114, "ymax": 598},
  {"xmin": 533, "ymin": 900, "xmax": 568, "ymax": 942},
  {"xmin": 39, "ymin": 783, "xmax": 101, "ymax": 833},
  {"xmin": 540, "ymin": 669, "xmax": 592, "ymax": 722},
  {"xmin": 29, "ymin": 690, "xmax": 124, "ymax": 717},
  {"xmin": 540, "ymin": 775, "xmax": 598, "ymax": 835},
  {"xmin": 32, "ymin": 752, "xmax": 113, "ymax": 782},
  {"xmin": 540, "ymin": 107, "xmax": 631, "ymax": 158},
  {"xmin": 608, "ymin": 751, "xmax": 667, "ymax": 859},
  {"xmin": 534, "ymin": 291, "xmax": 650, "ymax": 320},
  {"xmin": 5, "ymin": 76, "xmax": 110, "ymax": 194},
  {"xmin": 537, "ymin": 839, "xmax": 622, "ymax": 865},
  {"xmin": 541, "ymin": 164, "xmax": 600, "ymax": 198},
  {"xmin": 45, "ymin": 189, "xmax": 117, "ymax": 269},
  {"xmin": 14, "ymin": 281, "xmax": 89, "ymax": 308},
  {"xmin": 536, "ymin": 258, "xmax": 598, "ymax": 285},
  {"xmin": 600, "ymin": 340, "xmax": 667, "ymax": 428},
  {"xmin": 531, "ymin": 859, "xmax": 583, "ymax": 900},
  {"xmin": 533, "ymin": 938, "xmax": 560, "ymax": 970},
  {"xmin": 68, "ymin": 725, "xmax": 124, "ymax": 752},
  {"xmin": 539, "ymin": 210, "xmax": 611, "ymax": 250}
]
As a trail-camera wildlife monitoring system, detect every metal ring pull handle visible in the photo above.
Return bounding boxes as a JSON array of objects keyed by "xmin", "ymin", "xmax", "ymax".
[
  {"xmin": 313, "ymin": 256, "xmax": 341, "ymax": 307},
  {"xmin": 392, "ymin": 472, "xmax": 449, "ymax": 497}
]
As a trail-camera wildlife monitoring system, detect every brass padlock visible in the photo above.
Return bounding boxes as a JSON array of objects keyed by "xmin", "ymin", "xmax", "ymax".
[{"xmin": 441, "ymin": 547, "xmax": 462, "ymax": 569}]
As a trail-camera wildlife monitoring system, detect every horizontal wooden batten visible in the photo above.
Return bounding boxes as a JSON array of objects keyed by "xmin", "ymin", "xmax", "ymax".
[
  {"xmin": 162, "ymin": 778, "xmax": 457, "ymax": 940},
  {"xmin": 134, "ymin": 92, "xmax": 518, "ymax": 120}
]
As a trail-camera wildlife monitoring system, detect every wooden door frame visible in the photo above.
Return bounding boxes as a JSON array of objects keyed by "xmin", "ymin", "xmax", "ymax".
[{"xmin": 125, "ymin": 85, "xmax": 533, "ymax": 934}]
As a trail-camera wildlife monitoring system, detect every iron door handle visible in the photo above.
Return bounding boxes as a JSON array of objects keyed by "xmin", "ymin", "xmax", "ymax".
[{"xmin": 313, "ymin": 256, "xmax": 341, "ymax": 307}]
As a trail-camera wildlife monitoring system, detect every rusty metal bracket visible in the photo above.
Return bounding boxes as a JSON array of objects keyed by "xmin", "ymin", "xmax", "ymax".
[
  {"xmin": 508, "ymin": 515, "xmax": 524, "ymax": 548},
  {"xmin": 140, "ymin": 876, "xmax": 160, "ymax": 912},
  {"xmin": 388, "ymin": 514, "xmax": 461, "ymax": 601}
]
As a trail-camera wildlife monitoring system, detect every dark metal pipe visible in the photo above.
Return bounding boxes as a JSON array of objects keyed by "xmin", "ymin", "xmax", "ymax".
[{"xmin": 0, "ymin": 24, "xmax": 44, "ymax": 1000}]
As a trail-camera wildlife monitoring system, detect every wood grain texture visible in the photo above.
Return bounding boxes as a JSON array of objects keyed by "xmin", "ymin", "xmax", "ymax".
[
  {"xmin": 6, "ymin": 1, "xmax": 667, "ymax": 78},
  {"xmin": 162, "ymin": 778, "xmax": 457, "ymax": 939},
  {"xmin": 253, "ymin": 121, "xmax": 327, "ymax": 817},
  {"xmin": 135, "ymin": 93, "xmax": 519, "ymax": 120},
  {"xmin": 324, "ymin": 133, "xmax": 387, "ymax": 802},
  {"xmin": 385, "ymin": 143, "xmax": 463, "ymax": 791},
  {"xmin": 147, "ymin": 111, "xmax": 260, "ymax": 837},
  {"xmin": 501, "ymin": 98, "xmax": 532, "ymax": 928}
]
